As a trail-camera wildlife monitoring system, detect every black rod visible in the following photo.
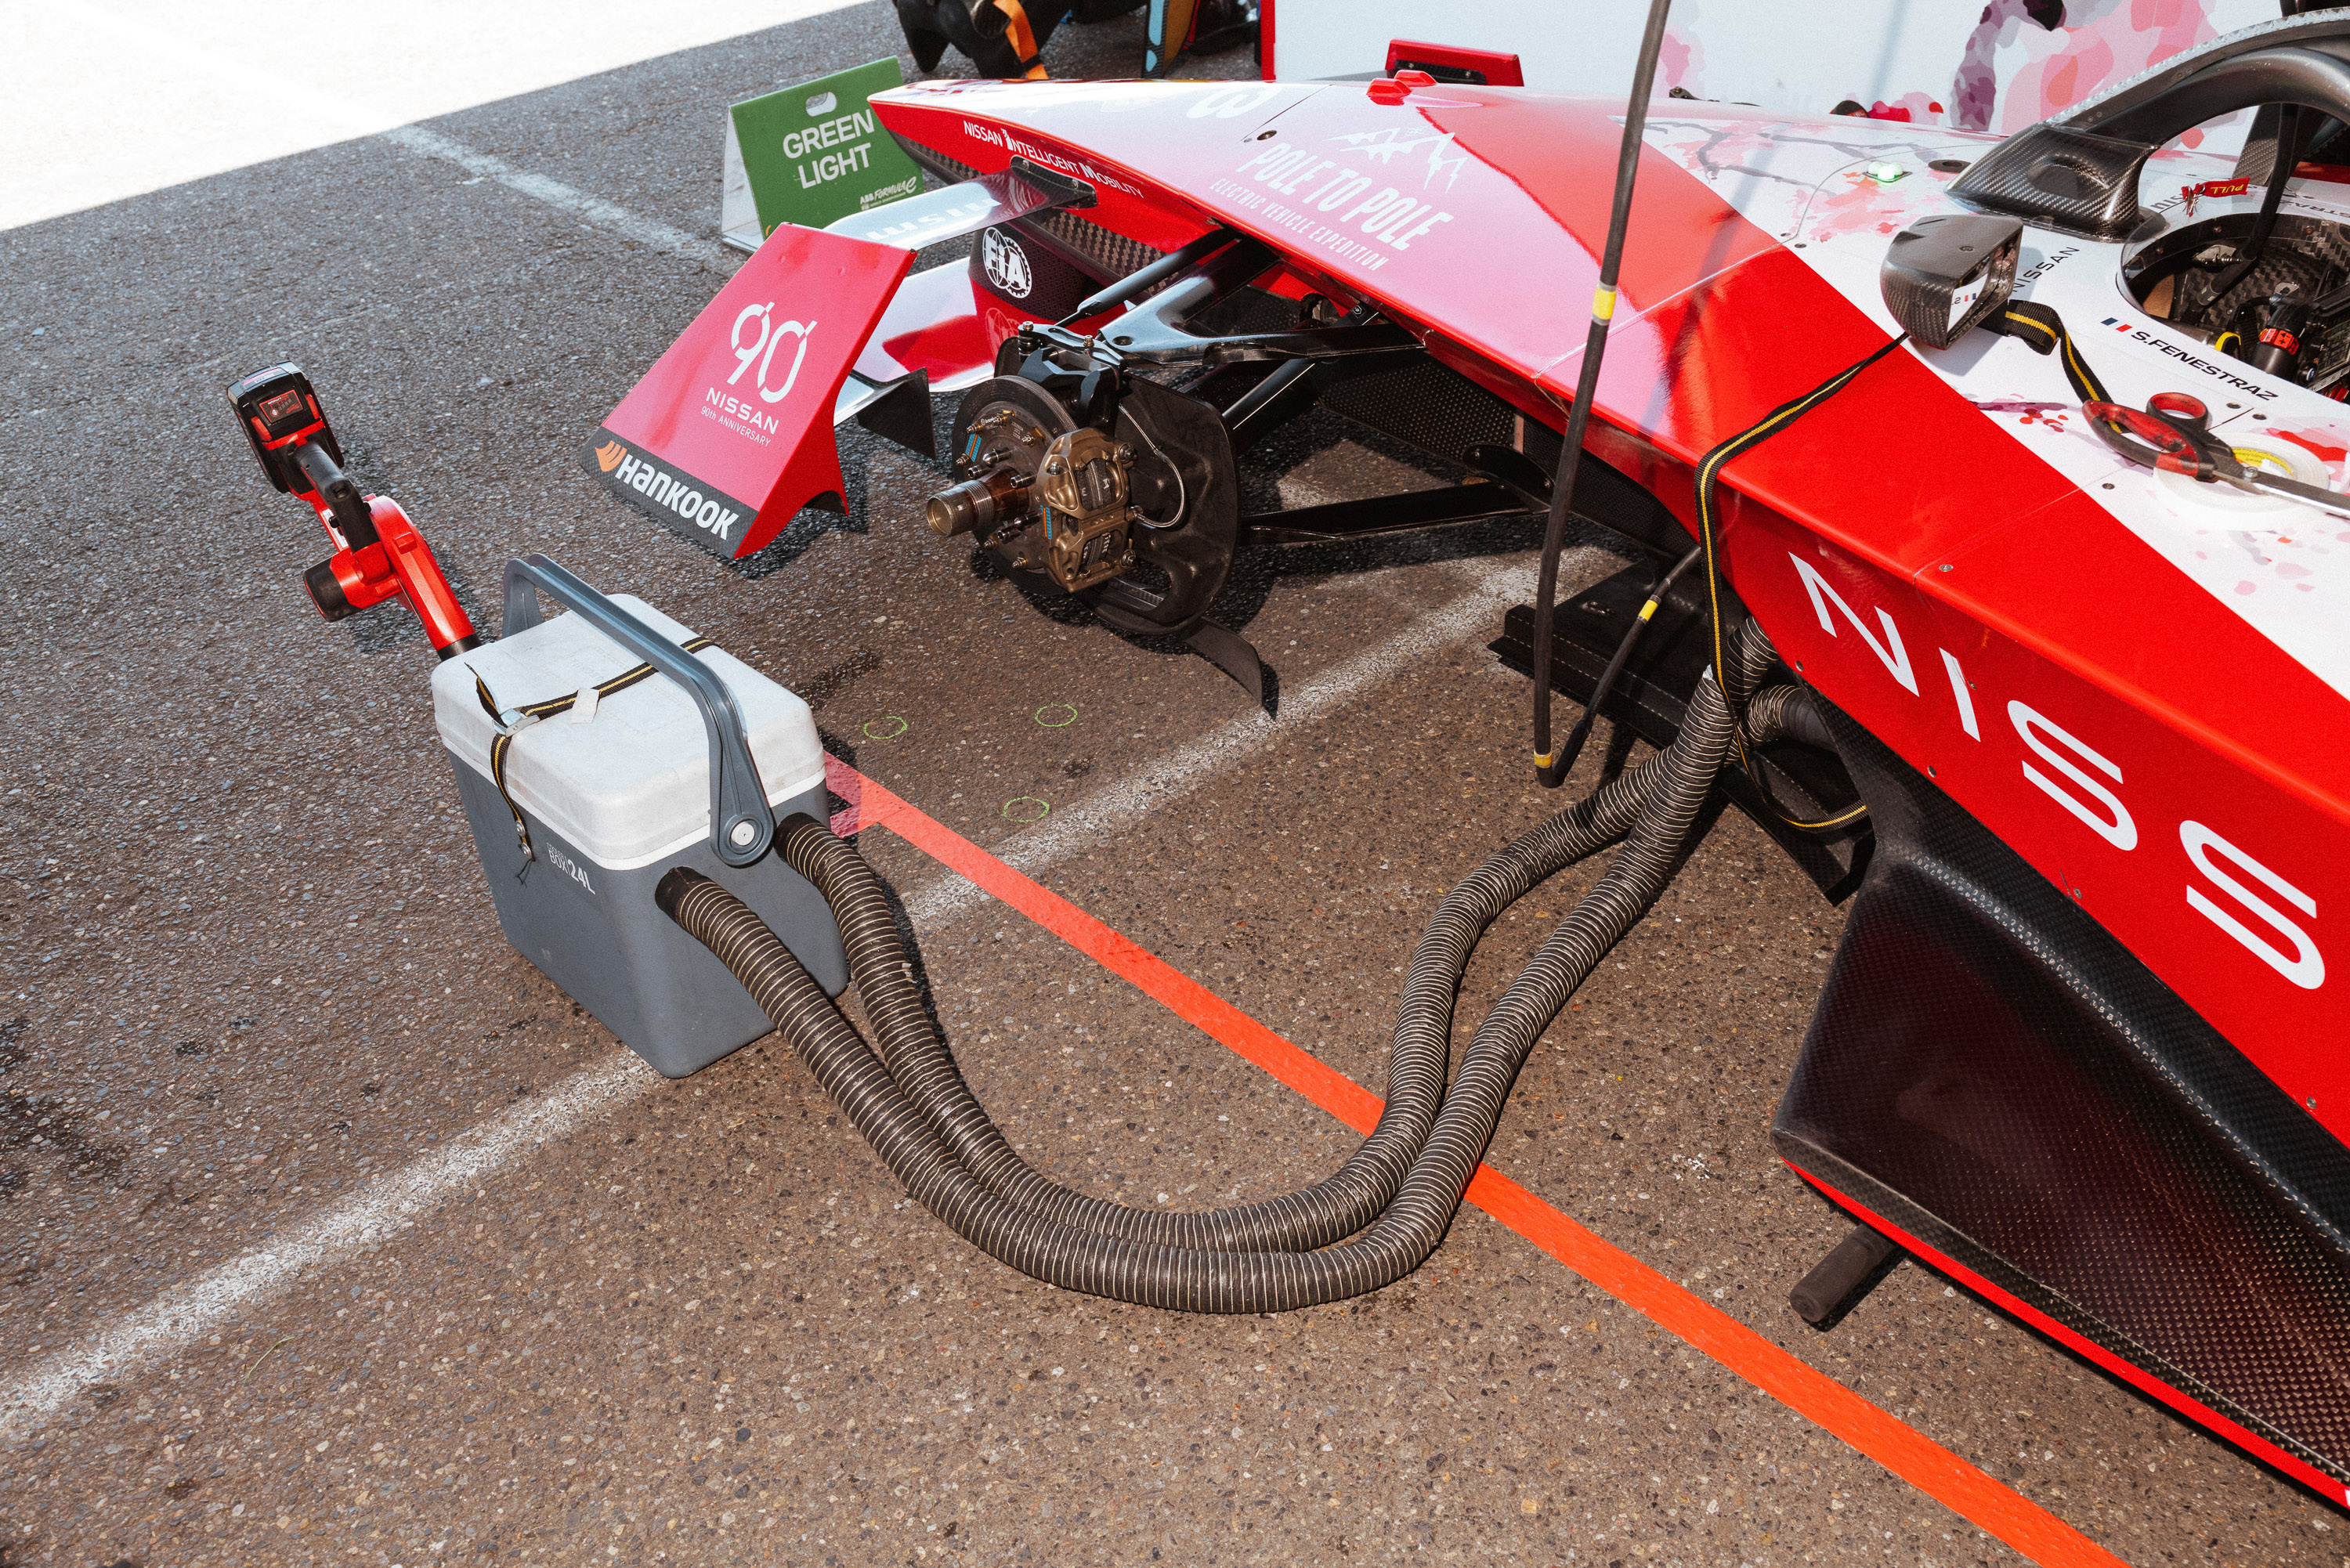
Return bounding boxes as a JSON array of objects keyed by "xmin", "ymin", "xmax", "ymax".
[
  {"xmin": 1060, "ymin": 225, "xmax": 1243, "ymax": 325},
  {"xmin": 1529, "ymin": 0, "xmax": 1675, "ymax": 788}
]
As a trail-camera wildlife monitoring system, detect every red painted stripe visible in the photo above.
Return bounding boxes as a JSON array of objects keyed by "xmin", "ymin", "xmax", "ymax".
[{"xmin": 826, "ymin": 757, "xmax": 2129, "ymax": 1568}]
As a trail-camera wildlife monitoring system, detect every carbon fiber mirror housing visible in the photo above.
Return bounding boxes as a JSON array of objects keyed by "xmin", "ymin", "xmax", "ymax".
[{"xmin": 1880, "ymin": 212, "xmax": 2025, "ymax": 349}]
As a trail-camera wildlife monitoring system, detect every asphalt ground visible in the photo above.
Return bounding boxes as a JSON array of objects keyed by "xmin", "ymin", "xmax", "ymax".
[{"xmin": 1, "ymin": 6, "xmax": 2341, "ymax": 1566}]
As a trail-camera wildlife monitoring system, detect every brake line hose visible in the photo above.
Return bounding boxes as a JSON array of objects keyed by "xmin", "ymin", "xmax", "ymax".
[{"xmin": 663, "ymin": 627, "xmax": 1791, "ymax": 1311}]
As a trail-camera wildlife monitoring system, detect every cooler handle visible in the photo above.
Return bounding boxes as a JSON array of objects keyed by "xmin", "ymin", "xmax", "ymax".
[{"xmin": 500, "ymin": 554, "xmax": 776, "ymax": 869}]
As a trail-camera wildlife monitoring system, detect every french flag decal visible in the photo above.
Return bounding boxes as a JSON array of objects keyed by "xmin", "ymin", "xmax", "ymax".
[{"xmin": 2101, "ymin": 316, "xmax": 2132, "ymax": 331}]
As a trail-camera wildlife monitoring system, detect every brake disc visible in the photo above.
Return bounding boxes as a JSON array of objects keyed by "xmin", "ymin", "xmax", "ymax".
[{"xmin": 937, "ymin": 373, "xmax": 1239, "ymax": 635}]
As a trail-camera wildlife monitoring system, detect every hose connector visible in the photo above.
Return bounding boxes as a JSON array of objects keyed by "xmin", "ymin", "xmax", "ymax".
[{"xmin": 655, "ymin": 865, "xmax": 714, "ymax": 922}]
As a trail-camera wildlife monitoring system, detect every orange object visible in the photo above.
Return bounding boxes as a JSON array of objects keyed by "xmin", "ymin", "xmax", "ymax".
[{"xmin": 992, "ymin": 0, "xmax": 1047, "ymax": 78}]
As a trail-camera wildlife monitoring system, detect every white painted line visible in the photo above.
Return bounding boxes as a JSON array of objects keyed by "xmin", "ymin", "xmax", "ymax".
[
  {"xmin": 0, "ymin": 1055, "xmax": 659, "ymax": 1443},
  {"xmin": 378, "ymin": 125, "xmax": 738, "ymax": 272},
  {"xmin": 0, "ymin": 554, "xmax": 1589, "ymax": 1438},
  {"xmin": 5, "ymin": 0, "xmax": 1597, "ymax": 1460},
  {"xmin": 22, "ymin": 2, "xmax": 739, "ymax": 270},
  {"xmin": 13, "ymin": 0, "xmax": 858, "ymax": 233},
  {"xmin": 899, "ymin": 555, "xmax": 1573, "ymax": 928}
]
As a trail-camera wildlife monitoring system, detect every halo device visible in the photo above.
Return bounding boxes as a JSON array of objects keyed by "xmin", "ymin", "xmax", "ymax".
[{"xmin": 226, "ymin": 364, "xmax": 481, "ymax": 659}]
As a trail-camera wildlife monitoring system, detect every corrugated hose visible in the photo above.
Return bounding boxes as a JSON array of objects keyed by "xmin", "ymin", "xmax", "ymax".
[{"xmin": 658, "ymin": 624, "xmax": 1806, "ymax": 1311}]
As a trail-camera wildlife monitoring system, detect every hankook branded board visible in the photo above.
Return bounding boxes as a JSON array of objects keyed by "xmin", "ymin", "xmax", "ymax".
[{"xmin": 580, "ymin": 225, "xmax": 911, "ymax": 560}]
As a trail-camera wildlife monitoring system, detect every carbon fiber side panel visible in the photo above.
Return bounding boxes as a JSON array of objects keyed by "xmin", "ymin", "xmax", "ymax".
[
  {"xmin": 1776, "ymin": 699, "xmax": 2350, "ymax": 1485},
  {"xmin": 1318, "ymin": 355, "xmax": 1518, "ymax": 466},
  {"xmin": 895, "ymin": 135, "xmax": 1167, "ymax": 283},
  {"xmin": 1947, "ymin": 121, "xmax": 2153, "ymax": 241},
  {"xmin": 1032, "ymin": 209, "xmax": 1165, "ymax": 284},
  {"xmin": 967, "ymin": 226, "xmax": 1101, "ymax": 324},
  {"xmin": 898, "ymin": 136, "xmax": 980, "ymax": 185}
]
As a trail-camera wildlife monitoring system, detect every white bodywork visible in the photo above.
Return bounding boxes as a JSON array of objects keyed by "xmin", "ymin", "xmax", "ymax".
[{"xmin": 1644, "ymin": 113, "xmax": 2350, "ymax": 701}]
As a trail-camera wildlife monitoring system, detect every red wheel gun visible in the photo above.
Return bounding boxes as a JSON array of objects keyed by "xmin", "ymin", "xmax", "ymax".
[{"xmin": 226, "ymin": 364, "xmax": 481, "ymax": 658}]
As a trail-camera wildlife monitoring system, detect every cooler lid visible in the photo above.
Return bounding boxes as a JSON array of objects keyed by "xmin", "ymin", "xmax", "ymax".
[{"xmin": 430, "ymin": 595, "xmax": 825, "ymax": 869}]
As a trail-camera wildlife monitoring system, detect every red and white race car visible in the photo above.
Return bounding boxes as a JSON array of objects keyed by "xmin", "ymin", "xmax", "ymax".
[{"xmin": 581, "ymin": 13, "xmax": 2350, "ymax": 1503}]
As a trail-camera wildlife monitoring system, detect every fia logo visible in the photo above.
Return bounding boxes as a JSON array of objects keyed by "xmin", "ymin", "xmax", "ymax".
[
  {"xmin": 727, "ymin": 302, "xmax": 816, "ymax": 404},
  {"xmin": 982, "ymin": 227, "xmax": 1032, "ymax": 299}
]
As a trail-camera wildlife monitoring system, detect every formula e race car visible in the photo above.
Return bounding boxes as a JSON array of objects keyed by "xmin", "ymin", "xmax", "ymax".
[{"xmin": 577, "ymin": 13, "xmax": 2350, "ymax": 1504}]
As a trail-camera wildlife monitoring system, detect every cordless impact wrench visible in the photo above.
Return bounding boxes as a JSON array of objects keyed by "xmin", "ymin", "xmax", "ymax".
[{"xmin": 226, "ymin": 364, "xmax": 481, "ymax": 658}]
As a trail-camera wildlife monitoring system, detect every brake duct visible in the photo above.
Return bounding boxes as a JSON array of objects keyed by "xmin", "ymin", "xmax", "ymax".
[{"xmin": 660, "ymin": 624, "xmax": 1810, "ymax": 1311}]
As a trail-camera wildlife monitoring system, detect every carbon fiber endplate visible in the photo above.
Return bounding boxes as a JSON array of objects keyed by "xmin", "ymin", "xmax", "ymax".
[{"xmin": 1777, "ymin": 699, "xmax": 2350, "ymax": 1489}]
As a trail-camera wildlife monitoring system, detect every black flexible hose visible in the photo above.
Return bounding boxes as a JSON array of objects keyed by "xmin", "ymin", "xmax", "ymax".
[
  {"xmin": 661, "ymin": 628, "xmax": 1791, "ymax": 1312},
  {"xmin": 774, "ymin": 748, "xmax": 1665, "ymax": 1252},
  {"xmin": 1744, "ymin": 684, "xmax": 1834, "ymax": 753}
]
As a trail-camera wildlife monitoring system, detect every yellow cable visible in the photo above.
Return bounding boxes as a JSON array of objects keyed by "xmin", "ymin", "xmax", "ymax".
[{"xmin": 1695, "ymin": 344, "xmax": 1903, "ymax": 833}]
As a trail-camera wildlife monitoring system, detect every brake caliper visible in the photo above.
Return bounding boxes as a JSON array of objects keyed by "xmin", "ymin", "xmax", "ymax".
[{"xmin": 1032, "ymin": 425, "xmax": 1136, "ymax": 591}]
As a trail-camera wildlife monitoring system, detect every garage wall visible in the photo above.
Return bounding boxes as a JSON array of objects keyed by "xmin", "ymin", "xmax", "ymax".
[{"xmin": 1264, "ymin": 0, "xmax": 2275, "ymax": 152}]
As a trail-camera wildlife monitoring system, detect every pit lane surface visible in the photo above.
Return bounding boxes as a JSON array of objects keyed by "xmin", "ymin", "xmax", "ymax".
[{"xmin": 0, "ymin": 6, "xmax": 2337, "ymax": 1565}]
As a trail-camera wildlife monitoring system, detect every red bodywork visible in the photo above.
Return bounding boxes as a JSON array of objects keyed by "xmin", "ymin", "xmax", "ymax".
[
  {"xmin": 573, "ymin": 70, "xmax": 2349, "ymax": 1498},
  {"xmin": 852, "ymin": 74, "xmax": 2350, "ymax": 1498},
  {"xmin": 868, "ymin": 76, "xmax": 2347, "ymax": 1125},
  {"xmin": 1383, "ymin": 39, "xmax": 1524, "ymax": 87}
]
